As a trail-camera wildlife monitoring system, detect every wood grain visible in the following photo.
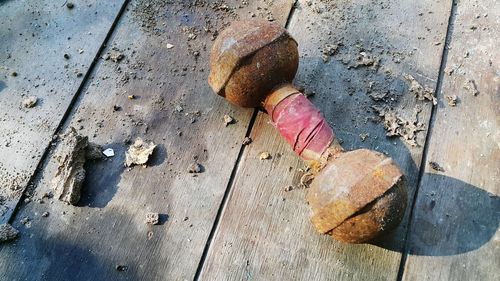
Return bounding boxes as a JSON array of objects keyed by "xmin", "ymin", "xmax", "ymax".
[
  {"xmin": 0, "ymin": 0, "xmax": 127, "ymax": 224},
  {"xmin": 402, "ymin": 0, "xmax": 500, "ymax": 280},
  {"xmin": 0, "ymin": 1, "xmax": 294, "ymax": 280},
  {"xmin": 198, "ymin": 0, "xmax": 452, "ymax": 280}
]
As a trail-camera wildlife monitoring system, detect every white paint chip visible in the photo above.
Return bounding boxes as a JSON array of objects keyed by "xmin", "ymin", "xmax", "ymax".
[
  {"xmin": 103, "ymin": 148, "xmax": 115, "ymax": 157},
  {"xmin": 166, "ymin": 44, "xmax": 174, "ymax": 49}
]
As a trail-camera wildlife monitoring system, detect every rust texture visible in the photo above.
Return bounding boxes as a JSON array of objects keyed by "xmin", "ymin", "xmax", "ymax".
[
  {"xmin": 209, "ymin": 20, "xmax": 298, "ymax": 108},
  {"xmin": 307, "ymin": 149, "xmax": 407, "ymax": 243}
]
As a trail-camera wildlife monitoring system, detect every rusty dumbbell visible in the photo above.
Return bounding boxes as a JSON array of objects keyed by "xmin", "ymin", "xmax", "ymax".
[{"xmin": 208, "ymin": 20, "xmax": 407, "ymax": 243}]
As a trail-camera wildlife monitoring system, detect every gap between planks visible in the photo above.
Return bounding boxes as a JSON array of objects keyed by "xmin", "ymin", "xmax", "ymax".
[
  {"xmin": 193, "ymin": 2, "xmax": 298, "ymax": 280},
  {"xmin": 396, "ymin": 0, "xmax": 459, "ymax": 279},
  {"xmin": 5, "ymin": 0, "xmax": 132, "ymax": 224}
]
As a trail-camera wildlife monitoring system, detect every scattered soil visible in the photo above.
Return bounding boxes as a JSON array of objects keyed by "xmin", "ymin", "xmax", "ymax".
[
  {"xmin": 125, "ymin": 138, "xmax": 156, "ymax": 167},
  {"xmin": 404, "ymin": 74, "xmax": 437, "ymax": 105},
  {"xmin": 446, "ymin": 95, "xmax": 458, "ymax": 106},
  {"xmin": 145, "ymin": 212, "xmax": 160, "ymax": 225},
  {"xmin": 52, "ymin": 127, "xmax": 103, "ymax": 205},
  {"xmin": 353, "ymin": 51, "xmax": 379, "ymax": 68},
  {"xmin": 104, "ymin": 47, "xmax": 125, "ymax": 63},
  {"xmin": 322, "ymin": 43, "xmax": 339, "ymax": 62},
  {"xmin": 0, "ymin": 223, "xmax": 19, "ymax": 243},
  {"xmin": 373, "ymin": 106, "xmax": 425, "ymax": 147},
  {"xmin": 22, "ymin": 96, "xmax": 38, "ymax": 108},
  {"xmin": 463, "ymin": 79, "xmax": 479, "ymax": 96}
]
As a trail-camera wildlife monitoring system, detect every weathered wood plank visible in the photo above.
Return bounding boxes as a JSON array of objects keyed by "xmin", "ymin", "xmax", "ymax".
[
  {"xmin": 402, "ymin": 0, "xmax": 500, "ymax": 280},
  {"xmin": 198, "ymin": 0, "xmax": 452, "ymax": 280},
  {"xmin": 0, "ymin": 1, "xmax": 294, "ymax": 280},
  {"xmin": 0, "ymin": 0, "xmax": 127, "ymax": 224}
]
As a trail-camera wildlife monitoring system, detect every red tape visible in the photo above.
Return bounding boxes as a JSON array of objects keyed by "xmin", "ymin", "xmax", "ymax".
[{"xmin": 266, "ymin": 93, "xmax": 334, "ymax": 160}]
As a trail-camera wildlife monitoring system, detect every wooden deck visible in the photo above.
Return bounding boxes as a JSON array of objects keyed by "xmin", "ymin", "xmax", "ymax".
[{"xmin": 0, "ymin": 0, "xmax": 498, "ymax": 280}]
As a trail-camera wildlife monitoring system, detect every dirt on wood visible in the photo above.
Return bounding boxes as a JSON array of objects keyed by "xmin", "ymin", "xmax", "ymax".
[
  {"xmin": 125, "ymin": 138, "xmax": 156, "ymax": 167},
  {"xmin": 188, "ymin": 162, "xmax": 203, "ymax": 173},
  {"xmin": 373, "ymin": 105, "xmax": 425, "ymax": 147},
  {"xmin": 22, "ymin": 96, "xmax": 38, "ymax": 108},
  {"xmin": 145, "ymin": 212, "xmax": 160, "ymax": 225},
  {"xmin": 0, "ymin": 223, "xmax": 18, "ymax": 243},
  {"xmin": 404, "ymin": 74, "xmax": 437, "ymax": 105},
  {"xmin": 52, "ymin": 128, "xmax": 103, "ymax": 205}
]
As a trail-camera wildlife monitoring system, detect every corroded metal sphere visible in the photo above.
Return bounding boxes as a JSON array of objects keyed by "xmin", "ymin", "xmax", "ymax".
[
  {"xmin": 307, "ymin": 149, "xmax": 407, "ymax": 243},
  {"xmin": 208, "ymin": 20, "xmax": 299, "ymax": 108}
]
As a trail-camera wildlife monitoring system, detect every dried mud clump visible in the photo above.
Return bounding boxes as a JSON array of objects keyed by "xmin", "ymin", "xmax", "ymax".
[
  {"xmin": 404, "ymin": 74, "xmax": 437, "ymax": 105},
  {"xmin": 22, "ymin": 96, "xmax": 38, "ymax": 108},
  {"xmin": 125, "ymin": 138, "xmax": 156, "ymax": 167},
  {"xmin": 0, "ymin": 223, "xmax": 19, "ymax": 243},
  {"xmin": 145, "ymin": 212, "xmax": 160, "ymax": 225},
  {"xmin": 52, "ymin": 128, "xmax": 103, "ymax": 205},
  {"xmin": 373, "ymin": 106, "xmax": 425, "ymax": 147}
]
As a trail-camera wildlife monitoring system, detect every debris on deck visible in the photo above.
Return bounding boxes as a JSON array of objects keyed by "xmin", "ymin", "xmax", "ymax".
[
  {"xmin": 22, "ymin": 96, "xmax": 38, "ymax": 108},
  {"xmin": 103, "ymin": 148, "xmax": 115, "ymax": 157},
  {"xmin": 404, "ymin": 74, "xmax": 437, "ymax": 105},
  {"xmin": 259, "ymin": 151, "xmax": 271, "ymax": 160},
  {"xmin": 446, "ymin": 95, "xmax": 458, "ymax": 106},
  {"xmin": 223, "ymin": 114, "xmax": 235, "ymax": 126},
  {"xmin": 125, "ymin": 138, "xmax": 156, "ymax": 167},
  {"xmin": 464, "ymin": 79, "xmax": 480, "ymax": 96},
  {"xmin": 0, "ymin": 223, "xmax": 19, "ymax": 243},
  {"xmin": 373, "ymin": 105, "xmax": 425, "ymax": 147},
  {"xmin": 52, "ymin": 128, "xmax": 103, "ymax": 205},
  {"xmin": 242, "ymin": 137, "xmax": 252, "ymax": 145},
  {"xmin": 145, "ymin": 212, "xmax": 160, "ymax": 225},
  {"xmin": 429, "ymin": 161, "xmax": 445, "ymax": 172},
  {"xmin": 188, "ymin": 162, "xmax": 203, "ymax": 174}
]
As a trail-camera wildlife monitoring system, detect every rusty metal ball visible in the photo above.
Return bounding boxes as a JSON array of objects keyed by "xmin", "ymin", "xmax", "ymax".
[
  {"xmin": 209, "ymin": 20, "xmax": 299, "ymax": 108},
  {"xmin": 307, "ymin": 149, "xmax": 408, "ymax": 243}
]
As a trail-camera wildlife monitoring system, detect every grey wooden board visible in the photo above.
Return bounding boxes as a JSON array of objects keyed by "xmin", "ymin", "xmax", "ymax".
[
  {"xmin": 198, "ymin": 0, "xmax": 452, "ymax": 280},
  {"xmin": 402, "ymin": 0, "xmax": 500, "ymax": 280},
  {"xmin": 0, "ymin": 0, "xmax": 295, "ymax": 280},
  {"xmin": 0, "ymin": 0, "xmax": 126, "ymax": 224}
]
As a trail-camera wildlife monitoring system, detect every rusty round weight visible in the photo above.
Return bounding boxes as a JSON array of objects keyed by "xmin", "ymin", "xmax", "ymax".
[
  {"xmin": 307, "ymin": 149, "xmax": 407, "ymax": 243},
  {"xmin": 208, "ymin": 20, "xmax": 299, "ymax": 108}
]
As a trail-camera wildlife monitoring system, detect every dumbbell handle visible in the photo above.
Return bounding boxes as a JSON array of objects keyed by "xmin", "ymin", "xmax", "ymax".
[{"xmin": 264, "ymin": 84, "xmax": 343, "ymax": 163}]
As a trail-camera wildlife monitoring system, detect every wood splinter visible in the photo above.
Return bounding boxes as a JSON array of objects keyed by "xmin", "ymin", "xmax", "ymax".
[{"xmin": 208, "ymin": 20, "xmax": 407, "ymax": 243}]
